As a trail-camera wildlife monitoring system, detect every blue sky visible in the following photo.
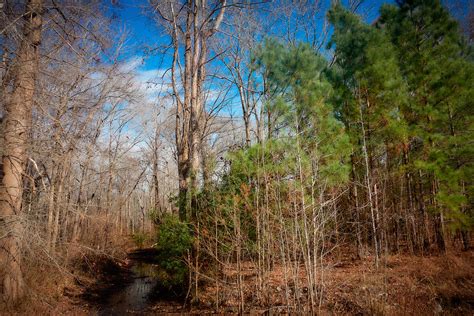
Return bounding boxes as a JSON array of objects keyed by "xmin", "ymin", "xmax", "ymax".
[
  {"xmin": 100, "ymin": 0, "xmax": 470, "ymax": 145},
  {"xmin": 108, "ymin": 0, "xmax": 166, "ymax": 70},
  {"xmin": 101, "ymin": 0, "xmax": 401, "ymax": 120},
  {"xmin": 106, "ymin": 0, "xmax": 472, "ymax": 73},
  {"xmin": 107, "ymin": 0, "xmax": 396, "ymax": 73},
  {"xmin": 103, "ymin": 0, "xmax": 474, "ymax": 121}
]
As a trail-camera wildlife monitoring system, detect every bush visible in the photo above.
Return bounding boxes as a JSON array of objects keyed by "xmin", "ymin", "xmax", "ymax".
[
  {"xmin": 155, "ymin": 214, "xmax": 193, "ymax": 289},
  {"xmin": 131, "ymin": 232, "xmax": 147, "ymax": 249}
]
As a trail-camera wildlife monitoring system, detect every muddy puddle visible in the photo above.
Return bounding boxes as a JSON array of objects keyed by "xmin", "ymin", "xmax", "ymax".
[
  {"xmin": 97, "ymin": 262, "xmax": 160, "ymax": 315},
  {"xmin": 83, "ymin": 249, "xmax": 185, "ymax": 315}
]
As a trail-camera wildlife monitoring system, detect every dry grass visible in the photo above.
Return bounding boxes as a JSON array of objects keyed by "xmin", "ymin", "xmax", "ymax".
[
  {"xmin": 3, "ymin": 243, "xmax": 473, "ymax": 315},
  {"xmin": 0, "ymin": 228, "xmax": 135, "ymax": 315},
  {"xmin": 193, "ymin": 250, "xmax": 474, "ymax": 314}
]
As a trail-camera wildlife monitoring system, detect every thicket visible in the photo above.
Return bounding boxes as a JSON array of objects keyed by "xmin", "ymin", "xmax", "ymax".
[
  {"xmin": 152, "ymin": 0, "xmax": 473, "ymax": 312},
  {"xmin": 154, "ymin": 214, "xmax": 193, "ymax": 290}
]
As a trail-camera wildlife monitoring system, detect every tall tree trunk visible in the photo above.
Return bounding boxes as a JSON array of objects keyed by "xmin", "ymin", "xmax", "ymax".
[
  {"xmin": 175, "ymin": 4, "xmax": 192, "ymax": 221},
  {"xmin": 359, "ymin": 99, "xmax": 379, "ymax": 267},
  {"xmin": 189, "ymin": 0, "xmax": 202, "ymax": 188},
  {"xmin": 350, "ymin": 154, "xmax": 363, "ymax": 258},
  {"xmin": 0, "ymin": 0, "xmax": 42, "ymax": 305},
  {"xmin": 152, "ymin": 126, "xmax": 161, "ymax": 213}
]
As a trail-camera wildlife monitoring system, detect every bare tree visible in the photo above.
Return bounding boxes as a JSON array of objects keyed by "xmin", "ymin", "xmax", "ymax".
[{"xmin": 150, "ymin": 0, "xmax": 227, "ymax": 219}]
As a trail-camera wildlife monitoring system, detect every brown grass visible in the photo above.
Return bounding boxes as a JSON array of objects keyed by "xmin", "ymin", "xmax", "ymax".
[
  {"xmin": 193, "ymin": 250, "xmax": 474, "ymax": 315},
  {"xmin": 0, "ymin": 230, "xmax": 134, "ymax": 315},
  {"xmin": 3, "ymin": 245, "xmax": 473, "ymax": 315}
]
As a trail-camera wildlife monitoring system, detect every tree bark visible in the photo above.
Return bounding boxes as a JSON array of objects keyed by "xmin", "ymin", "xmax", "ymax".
[{"xmin": 0, "ymin": 0, "xmax": 42, "ymax": 305}]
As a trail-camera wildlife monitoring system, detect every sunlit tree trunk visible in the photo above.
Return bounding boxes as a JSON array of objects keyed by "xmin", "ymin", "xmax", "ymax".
[{"xmin": 0, "ymin": 0, "xmax": 42, "ymax": 304}]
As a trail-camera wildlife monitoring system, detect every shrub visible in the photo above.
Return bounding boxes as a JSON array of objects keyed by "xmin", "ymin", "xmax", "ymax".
[
  {"xmin": 155, "ymin": 214, "xmax": 193, "ymax": 288},
  {"xmin": 131, "ymin": 232, "xmax": 147, "ymax": 249}
]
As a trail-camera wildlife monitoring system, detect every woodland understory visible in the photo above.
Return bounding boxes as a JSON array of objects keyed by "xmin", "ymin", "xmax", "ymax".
[{"xmin": 0, "ymin": 0, "xmax": 473, "ymax": 314}]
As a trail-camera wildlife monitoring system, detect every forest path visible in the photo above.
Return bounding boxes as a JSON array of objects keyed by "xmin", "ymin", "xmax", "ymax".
[{"xmin": 97, "ymin": 248, "xmax": 159, "ymax": 315}]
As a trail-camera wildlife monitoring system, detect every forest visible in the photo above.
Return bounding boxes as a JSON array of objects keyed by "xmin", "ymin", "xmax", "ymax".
[{"xmin": 0, "ymin": 0, "xmax": 473, "ymax": 314}]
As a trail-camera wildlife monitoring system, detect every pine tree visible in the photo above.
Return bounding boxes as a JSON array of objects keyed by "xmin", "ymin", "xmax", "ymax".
[
  {"xmin": 247, "ymin": 40, "xmax": 351, "ymax": 306},
  {"xmin": 253, "ymin": 39, "xmax": 351, "ymax": 183},
  {"xmin": 380, "ymin": 0, "xmax": 474, "ymax": 249},
  {"xmin": 328, "ymin": 4, "xmax": 409, "ymax": 259}
]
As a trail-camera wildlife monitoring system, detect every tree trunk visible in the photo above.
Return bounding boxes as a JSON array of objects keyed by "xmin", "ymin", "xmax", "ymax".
[
  {"xmin": 0, "ymin": 0, "xmax": 42, "ymax": 305},
  {"xmin": 359, "ymin": 99, "xmax": 379, "ymax": 267}
]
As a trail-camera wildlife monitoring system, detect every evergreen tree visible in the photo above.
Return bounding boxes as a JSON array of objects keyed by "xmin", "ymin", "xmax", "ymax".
[
  {"xmin": 328, "ymin": 4, "xmax": 409, "ymax": 258},
  {"xmin": 253, "ymin": 39, "xmax": 351, "ymax": 184},
  {"xmin": 328, "ymin": 4, "xmax": 408, "ymax": 155},
  {"xmin": 381, "ymin": 0, "xmax": 474, "ymax": 245}
]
